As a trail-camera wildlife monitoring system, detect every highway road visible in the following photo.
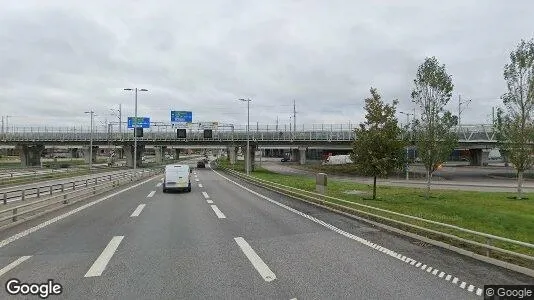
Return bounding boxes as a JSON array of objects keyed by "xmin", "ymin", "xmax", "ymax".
[{"xmin": 0, "ymin": 163, "xmax": 530, "ymax": 299}]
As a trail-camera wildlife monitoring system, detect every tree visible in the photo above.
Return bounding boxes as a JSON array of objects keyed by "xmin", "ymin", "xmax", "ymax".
[
  {"xmin": 411, "ymin": 57, "xmax": 457, "ymax": 199},
  {"xmin": 351, "ymin": 88, "xmax": 406, "ymax": 200},
  {"xmin": 495, "ymin": 39, "xmax": 534, "ymax": 199}
]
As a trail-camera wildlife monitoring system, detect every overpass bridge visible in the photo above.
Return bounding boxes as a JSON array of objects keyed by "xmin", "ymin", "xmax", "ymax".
[{"xmin": 0, "ymin": 123, "xmax": 498, "ymax": 167}]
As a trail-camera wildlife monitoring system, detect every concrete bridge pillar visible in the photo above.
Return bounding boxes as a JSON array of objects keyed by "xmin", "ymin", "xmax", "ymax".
[
  {"xmin": 84, "ymin": 146, "xmax": 98, "ymax": 163},
  {"xmin": 298, "ymin": 147, "xmax": 307, "ymax": 165},
  {"xmin": 155, "ymin": 146, "xmax": 166, "ymax": 164},
  {"xmin": 174, "ymin": 149, "xmax": 180, "ymax": 160},
  {"xmin": 228, "ymin": 147, "xmax": 237, "ymax": 165},
  {"xmin": 246, "ymin": 144, "xmax": 257, "ymax": 171},
  {"xmin": 17, "ymin": 144, "xmax": 45, "ymax": 167},
  {"xmin": 469, "ymin": 149, "xmax": 490, "ymax": 166},
  {"xmin": 290, "ymin": 148, "xmax": 299, "ymax": 162},
  {"xmin": 70, "ymin": 148, "xmax": 79, "ymax": 159},
  {"xmin": 124, "ymin": 144, "xmax": 145, "ymax": 168}
]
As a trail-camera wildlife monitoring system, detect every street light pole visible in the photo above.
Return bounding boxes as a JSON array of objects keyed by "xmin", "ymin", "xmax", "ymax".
[
  {"xmin": 239, "ymin": 98, "xmax": 252, "ymax": 175},
  {"xmin": 124, "ymin": 88, "xmax": 148, "ymax": 170},
  {"xmin": 84, "ymin": 111, "xmax": 95, "ymax": 169},
  {"xmin": 400, "ymin": 111, "xmax": 414, "ymax": 180}
]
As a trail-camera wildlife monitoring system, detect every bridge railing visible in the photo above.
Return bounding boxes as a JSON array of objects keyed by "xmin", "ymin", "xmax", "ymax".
[{"xmin": 0, "ymin": 124, "xmax": 497, "ymax": 142}]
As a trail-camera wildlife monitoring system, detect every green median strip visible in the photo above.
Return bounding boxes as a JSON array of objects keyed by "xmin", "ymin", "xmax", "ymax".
[{"xmin": 216, "ymin": 159, "xmax": 534, "ymax": 269}]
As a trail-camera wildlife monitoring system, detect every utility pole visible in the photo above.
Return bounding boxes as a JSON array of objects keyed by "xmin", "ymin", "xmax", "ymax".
[
  {"xmin": 276, "ymin": 116, "xmax": 279, "ymax": 131},
  {"xmin": 1, "ymin": 116, "xmax": 3, "ymax": 135},
  {"xmin": 118, "ymin": 104, "xmax": 122, "ymax": 135},
  {"xmin": 84, "ymin": 111, "xmax": 95, "ymax": 169},
  {"xmin": 400, "ymin": 111, "xmax": 414, "ymax": 180},
  {"xmin": 293, "ymin": 99, "xmax": 297, "ymax": 139},
  {"xmin": 458, "ymin": 94, "xmax": 471, "ymax": 133},
  {"xmin": 124, "ymin": 89, "xmax": 148, "ymax": 170},
  {"xmin": 239, "ymin": 98, "xmax": 252, "ymax": 175}
]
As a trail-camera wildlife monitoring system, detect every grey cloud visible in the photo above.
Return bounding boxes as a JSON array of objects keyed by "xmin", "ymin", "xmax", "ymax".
[{"xmin": 2, "ymin": 0, "xmax": 534, "ymax": 129}]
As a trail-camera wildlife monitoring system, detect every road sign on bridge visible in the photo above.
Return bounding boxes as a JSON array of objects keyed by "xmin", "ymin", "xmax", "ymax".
[
  {"xmin": 171, "ymin": 111, "xmax": 192, "ymax": 123},
  {"xmin": 127, "ymin": 117, "xmax": 150, "ymax": 128}
]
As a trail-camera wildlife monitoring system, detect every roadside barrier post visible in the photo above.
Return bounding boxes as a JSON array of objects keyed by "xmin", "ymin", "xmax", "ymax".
[{"xmin": 316, "ymin": 173, "xmax": 327, "ymax": 195}]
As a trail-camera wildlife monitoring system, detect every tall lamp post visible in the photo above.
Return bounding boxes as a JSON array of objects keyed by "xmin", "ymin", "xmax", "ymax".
[
  {"xmin": 239, "ymin": 98, "xmax": 252, "ymax": 175},
  {"xmin": 124, "ymin": 88, "xmax": 148, "ymax": 170},
  {"xmin": 84, "ymin": 111, "xmax": 95, "ymax": 169},
  {"xmin": 400, "ymin": 111, "xmax": 414, "ymax": 180}
]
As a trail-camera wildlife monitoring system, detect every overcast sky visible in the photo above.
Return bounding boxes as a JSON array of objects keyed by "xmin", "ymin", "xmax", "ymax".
[{"xmin": 1, "ymin": 0, "xmax": 533, "ymax": 131}]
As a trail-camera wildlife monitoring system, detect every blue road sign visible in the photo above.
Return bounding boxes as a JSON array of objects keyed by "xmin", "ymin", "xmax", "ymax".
[
  {"xmin": 171, "ymin": 111, "xmax": 192, "ymax": 123},
  {"xmin": 127, "ymin": 117, "xmax": 150, "ymax": 128}
]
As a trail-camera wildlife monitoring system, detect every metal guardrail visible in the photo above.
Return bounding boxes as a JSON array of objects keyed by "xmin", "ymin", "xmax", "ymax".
[
  {"xmin": 218, "ymin": 166, "xmax": 534, "ymax": 266},
  {"xmin": 0, "ymin": 169, "xmax": 161, "ymax": 227},
  {"xmin": 1, "ymin": 170, "xmax": 147, "ymax": 204}
]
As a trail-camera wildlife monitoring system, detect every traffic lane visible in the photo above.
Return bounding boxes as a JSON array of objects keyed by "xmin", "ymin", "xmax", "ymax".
[
  {"xmin": 206, "ymin": 169, "xmax": 534, "ymax": 296},
  {"xmin": 0, "ymin": 175, "xmax": 161, "ymax": 299},
  {"xmin": 67, "ymin": 184, "xmax": 293, "ymax": 299},
  {"xmin": 197, "ymin": 170, "xmax": 478, "ymax": 299},
  {"xmin": 216, "ymin": 170, "xmax": 534, "ymax": 286}
]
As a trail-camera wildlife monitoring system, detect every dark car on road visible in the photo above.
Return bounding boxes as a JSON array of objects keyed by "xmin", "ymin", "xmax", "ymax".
[
  {"xmin": 197, "ymin": 160, "xmax": 206, "ymax": 168},
  {"xmin": 281, "ymin": 157, "xmax": 290, "ymax": 162}
]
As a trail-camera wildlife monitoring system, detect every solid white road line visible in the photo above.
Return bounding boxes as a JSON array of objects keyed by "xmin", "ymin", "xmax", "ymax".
[
  {"xmin": 130, "ymin": 204, "xmax": 146, "ymax": 217},
  {"xmin": 85, "ymin": 236, "xmax": 124, "ymax": 277},
  {"xmin": 0, "ymin": 176, "xmax": 157, "ymax": 249},
  {"xmin": 147, "ymin": 191, "xmax": 156, "ymax": 198},
  {"xmin": 207, "ymin": 200, "xmax": 214, "ymax": 204},
  {"xmin": 156, "ymin": 182, "xmax": 162, "ymax": 187},
  {"xmin": 234, "ymin": 237, "xmax": 276, "ymax": 282},
  {"xmin": 202, "ymin": 191, "xmax": 209, "ymax": 199},
  {"xmin": 210, "ymin": 205, "xmax": 226, "ymax": 219},
  {"xmin": 198, "ymin": 184, "xmax": 203, "ymax": 188},
  {"xmin": 0, "ymin": 256, "xmax": 31, "ymax": 277}
]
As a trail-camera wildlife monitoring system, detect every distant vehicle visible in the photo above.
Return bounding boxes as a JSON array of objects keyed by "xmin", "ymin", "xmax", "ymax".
[
  {"xmin": 163, "ymin": 164, "xmax": 192, "ymax": 193},
  {"xmin": 322, "ymin": 155, "xmax": 353, "ymax": 165},
  {"xmin": 197, "ymin": 160, "xmax": 206, "ymax": 168},
  {"xmin": 281, "ymin": 157, "xmax": 290, "ymax": 162}
]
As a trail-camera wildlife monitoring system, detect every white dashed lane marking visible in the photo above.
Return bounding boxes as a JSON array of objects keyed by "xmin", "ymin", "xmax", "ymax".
[
  {"xmin": 0, "ymin": 256, "xmax": 31, "ymax": 277},
  {"xmin": 130, "ymin": 204, "xmax": 146, "ymax": 217},
  {"xmin": 234, "ymin": 237, "xmax": 276, "ymax": 282},
  {"xmin": 84, "ymin": 236, "xmax": 124, "ymax": 277},
  {"xmin": 147, "ymin": 191, "xmax": 156, "ymax": 198},
  {"xmin": 207, "ymin": 200, "xmax": 214, "ymax": 204},
  {"xmin": 210, "ymin": 205, "xmax": 226, "ymax": 219},
  {"xmin": 202, "ymin": 191, "xmax": 209, "ymax": 199},
  {"xmin": 156, "ymin": 182, "xmax": 162, "ymax": 187},
  {"xmin": 213, "ymin": 169, "xmax": 484, "ymax": 298},
  {"xmin": 198, "ymin": 184, "xmax": 203, "ymax": 188}
]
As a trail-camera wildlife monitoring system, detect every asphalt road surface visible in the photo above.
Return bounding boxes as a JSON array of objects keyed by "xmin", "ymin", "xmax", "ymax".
[{"xmin": 0, "ymin": 164, "xmax": 530, "ymax": 299}]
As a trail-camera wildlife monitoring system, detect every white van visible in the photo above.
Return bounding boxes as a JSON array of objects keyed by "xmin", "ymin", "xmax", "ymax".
[{"xmin": 163, "ymin": 164, "xmax": 192, "ymax": 193}]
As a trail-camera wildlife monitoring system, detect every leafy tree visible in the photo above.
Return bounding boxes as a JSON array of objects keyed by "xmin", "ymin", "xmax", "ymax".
[
  {"xmin": 411, "ymin": 57, "xmax": 457, "ymax": 199},
  {"xmin": 351, "ymin": 88, "xmax": 406, "ymax": 199},
  {"xmin": 495, "ymin": 39, "xmax": 534, "ymax": 199}
]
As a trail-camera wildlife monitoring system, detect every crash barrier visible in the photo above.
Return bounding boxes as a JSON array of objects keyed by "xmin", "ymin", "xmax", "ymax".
[
  {"xmin": 218, "ymin": 165, "xmax": 534, "ymax": 274},
  {"xmin": 0, "ymin": 166, "xmax": 129, "ymax": 186},
  {"xmin": 0, "ymin": 169, "xmax": 162, "ymax": 228}
]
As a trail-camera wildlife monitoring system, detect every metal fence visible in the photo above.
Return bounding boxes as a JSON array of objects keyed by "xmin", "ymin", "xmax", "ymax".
[{"xmin": 0, "ymin": 124, "xmax": 497, "ymax": 143}]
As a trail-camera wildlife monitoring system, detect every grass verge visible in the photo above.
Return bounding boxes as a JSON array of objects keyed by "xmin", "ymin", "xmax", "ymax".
[{"xmin": 217, "ymin": 158, "xmax": 534, "ymax": 269}]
